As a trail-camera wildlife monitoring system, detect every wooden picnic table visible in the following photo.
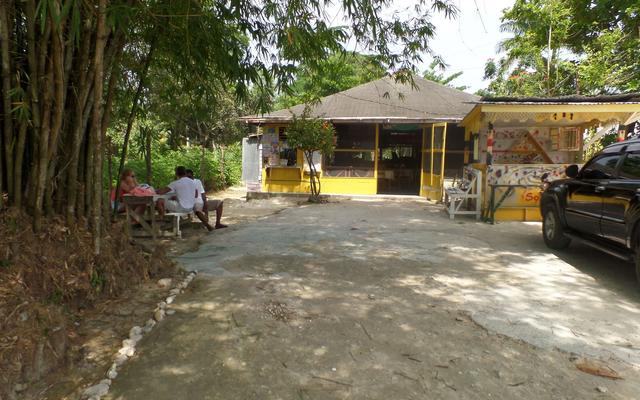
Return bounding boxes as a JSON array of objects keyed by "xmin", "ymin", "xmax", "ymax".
[{"xmin": 122, "ymin": 192, "xmax": 192, "ymax": 239}]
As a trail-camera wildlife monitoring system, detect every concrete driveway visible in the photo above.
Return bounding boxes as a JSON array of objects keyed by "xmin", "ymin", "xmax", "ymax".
[{"xmin": 108, "ymin": 199, "xmax": 640, "ymax": 399}]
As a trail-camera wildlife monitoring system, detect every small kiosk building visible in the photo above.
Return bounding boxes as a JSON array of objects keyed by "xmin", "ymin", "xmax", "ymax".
[
  {"xmin": 460, "ymin": 94, "xmax": 640, "ymax": 221},
  {"xmin": 241, "ymin": 76, "xmax": 479, "ymax": 200}
]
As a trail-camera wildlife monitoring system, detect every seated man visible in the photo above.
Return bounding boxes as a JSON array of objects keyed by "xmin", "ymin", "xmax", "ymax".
[
  {"xmin": 186, "ymin": 169, "xmax": 227, "ymax": 229},
  {"xmin": 157, "ymin": 166, "xmax": 213, "ymax": 231}
]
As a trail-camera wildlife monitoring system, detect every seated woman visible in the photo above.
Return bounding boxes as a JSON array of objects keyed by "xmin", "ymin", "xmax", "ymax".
[{"xmin": 117, "ymin": 169, "xmax": 165, "ymax": 219}]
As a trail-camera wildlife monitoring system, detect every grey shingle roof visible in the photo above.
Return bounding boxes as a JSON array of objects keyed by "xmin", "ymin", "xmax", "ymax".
[{"xmin": 241, "ymin": 76, "xmax": 480, "ymax": 124}]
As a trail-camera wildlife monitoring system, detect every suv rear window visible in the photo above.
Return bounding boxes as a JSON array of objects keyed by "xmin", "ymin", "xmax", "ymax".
[
  {"xmin": 619, "ymin": 153, "xmax": 640, "ymax": 179},
  {"xmin": 581, "ymin": 154, "xmax": 620, "ymax": 179}
]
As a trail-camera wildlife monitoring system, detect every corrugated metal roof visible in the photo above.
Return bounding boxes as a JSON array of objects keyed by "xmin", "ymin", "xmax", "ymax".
[
  {"xmin": 241, "ymin": 76, "xmax": 481, "ymax": 124},
  {"xmin": 480, "ymin": 93, "xmax": 640, "ymax": 104}
]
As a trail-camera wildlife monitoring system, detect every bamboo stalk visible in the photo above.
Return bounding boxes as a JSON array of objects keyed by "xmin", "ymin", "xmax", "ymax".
[
  {"xmin": 92, "ymin": 0, "xmax": 108, "ymax": 255},
  {"xmin": 0, "ymin": 0, "xmax": 13, "ymax": 204},
  {"xmin": 112, "ymin": 39, "xmax": 156, "ymax": 216}
]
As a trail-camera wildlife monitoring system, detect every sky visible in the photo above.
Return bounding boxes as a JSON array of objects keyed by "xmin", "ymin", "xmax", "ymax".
[
  {"xmin": 423, "ymin": 0, "xmax": 515, "ymax": 93},
  {"xmin": 339, "ymin": 0, "xmax": 516, "ymax": 94}
]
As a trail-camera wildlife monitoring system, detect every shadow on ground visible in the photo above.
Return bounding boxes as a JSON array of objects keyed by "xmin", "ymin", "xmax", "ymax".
[{"xmin": 107, "ymin": 200, "xmax": 640, "ymax": 400}]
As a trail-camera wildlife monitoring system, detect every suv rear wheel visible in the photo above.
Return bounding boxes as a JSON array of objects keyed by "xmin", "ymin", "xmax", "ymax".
[{"xmin": 543, "ymin": 205, "xmax": 571, "ymax": 249}]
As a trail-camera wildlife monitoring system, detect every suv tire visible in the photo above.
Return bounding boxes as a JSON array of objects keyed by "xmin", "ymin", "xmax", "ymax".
[{"xmin": 543, "ymin": 205, "xmax": 571, "ymax": 249}]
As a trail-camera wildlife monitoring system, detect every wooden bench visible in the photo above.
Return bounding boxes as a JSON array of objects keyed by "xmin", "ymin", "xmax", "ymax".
[
  {"xmin": 164, "ymin": 212, "xmax": 192, "ymax": 238},
  {"xmin": 444, "ymin": 167, "xmax": 482, "ymax": 220}
]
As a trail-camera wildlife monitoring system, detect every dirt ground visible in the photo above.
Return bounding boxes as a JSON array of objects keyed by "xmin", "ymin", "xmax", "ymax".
[
  {"xmin": 101, "ymin": 197, "xmax": 640, "ymax": 399},
  {"xmin": 25, "ymin": 187, "xmax": 299, "ymax": 400}
]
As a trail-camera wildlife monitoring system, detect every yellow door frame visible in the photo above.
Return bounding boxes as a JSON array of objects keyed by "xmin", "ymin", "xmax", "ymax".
[
  {"xmin": 420, "ymin": 126, "xmax": 426, "ymax": 194},
  {"xmin": 426, "ymin": 122, "xmax": 448, "ymax": 200}
]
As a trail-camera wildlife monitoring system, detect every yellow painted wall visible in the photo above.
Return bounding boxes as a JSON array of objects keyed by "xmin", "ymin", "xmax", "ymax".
[
  {"xmin": 261, "ymin": 166, "xmax": 377, "ymax": 195},
  {"xmin": 322, "ymin": 178, "xmax": 377, "ymax": 195},
  {"xmin": 492, "ymin": 207, "xmax": 542, "ymax": 222}
]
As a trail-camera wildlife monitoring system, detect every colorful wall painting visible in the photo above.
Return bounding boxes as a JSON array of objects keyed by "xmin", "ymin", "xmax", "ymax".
[{"xmin": 486, "ymin": 164, "xmax": 575, "ymax": 207}]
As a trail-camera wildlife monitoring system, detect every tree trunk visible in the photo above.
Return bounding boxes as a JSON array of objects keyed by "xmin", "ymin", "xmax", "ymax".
[
  {"xmin": 144, "ymin": 126, "xmax": 152, "ymax": 184},
  {"xmin": 13, "ymin": 122, "xmax": 27, "ymax": 206},
  {"xmin": 92, "ymin": 0, "xmax": 107, "ymax": 255},
  {"xmin": 0, "ymin": 0, "xmax": 13, "ymax": 205},
  {"xmin": 33, "ymin": 55, "xmax": 54, "ymax": 231},
  {"xmin": 106, "ymin": 136, "xmax": 113, "ymax": 217},
  {"xmin": 220, "ymin": 145, "xmax": 226, "ymax": 188},
  {"xmin": 112, "ymin": 39, "xmax": 155, "ymax": 215},
  {"xmin": 23, "ymin": 0, "xmax": 41, "ymax": 211},
  {"xmin": 198, "ymin": 122, "xmax": 206, "ymax": 184},
  {"xmin": 29, "ymin": 19, "xmax": 51, "ymax": 219},
  {"xmin": 66, "ymin": 26, "xmax": 94, "ymax": 223},
  {"xmin": 306, "ymin": 150, "xmax": 320, "ymax": 201}
]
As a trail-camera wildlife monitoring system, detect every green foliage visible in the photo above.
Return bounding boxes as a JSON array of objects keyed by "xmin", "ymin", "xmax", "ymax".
[
  {"xmin": 122, "ymin": 143, "xmax": 242, "ymax": 192},
  {"xmin": 90, "ymin": 270, "xmax": 105, "ymax": 292},
  {"xmin": 286, "ymin": 110, "xmax": 337, "ymax": 157},
  {"xmin": 276, "ymin": 52, "xmax": 386, "ymax": 108},
  {"xmin": 422, "ymin": 60, "xmax": 468, "ymax": 91},
  {"xmin": 286, "ymin": 108, "xmax": 336, "ymax": 198},
  {"xmin": 46, "ymin": 289, "xmax": 64, "ymax": 305},
  {"xmin": 584, "ymin": 128, "xmax": 620, "ymax": 161},
  {"xmin": 483, "ymin": 0, "xmax": 640, "ymax": 96}
]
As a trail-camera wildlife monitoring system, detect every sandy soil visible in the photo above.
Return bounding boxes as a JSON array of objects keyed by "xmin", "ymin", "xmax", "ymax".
[{"xmin": 103, "ymin": 198, "xmax": 640, "ymax": 399}]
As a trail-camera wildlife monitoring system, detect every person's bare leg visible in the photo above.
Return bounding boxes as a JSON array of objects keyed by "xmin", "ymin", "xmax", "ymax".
[
  {"xmin": 156, "ymin": 199, "xmax": 165, "ymax": 219},
  {"xmin": 215, "ymin": 202, "xmax": 227, "ymax": 229},
  {"xmin": 131, "ymin": 205, "xmax": 146, "ymax": 224},
  {"xmin": 195, "ymin": 211, "xmax": 214, "ymax": 231},
  {"xmin": 203, "ymin": 201, "xmax": 209, "ymax": 220}
]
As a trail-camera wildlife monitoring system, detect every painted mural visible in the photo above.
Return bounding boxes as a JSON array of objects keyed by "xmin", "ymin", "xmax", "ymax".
[
  {"xmin": 487, "ymin": 164, "xmax": 569, "ymax": 186},
  {"xmin": 481, "ymin": 127, "xmax": 579, "ymax": 164},
  {"xmin": 486, "ymin": 164, "xmax": 572, "ymax": 207}
]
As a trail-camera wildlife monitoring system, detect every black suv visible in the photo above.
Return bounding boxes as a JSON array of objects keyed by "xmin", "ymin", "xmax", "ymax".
[{"xmin": 540, "ymin": 138, "xmax": 640, "ymax": 283}]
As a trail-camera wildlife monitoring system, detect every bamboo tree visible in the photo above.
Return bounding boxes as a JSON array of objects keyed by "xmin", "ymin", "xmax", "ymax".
[
  {"xmin": 0, "ymin": 0, "xmax": 12, "ymax": 205},
  {"xmin": 112, "ymin": 39, "xmax": 155, "ymax": 215},
  {"xmin": 91, "ymin": 0, "xmax": 107, "ymax": 254}
]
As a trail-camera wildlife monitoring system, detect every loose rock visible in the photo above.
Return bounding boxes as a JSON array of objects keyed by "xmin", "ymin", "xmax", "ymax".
[
  {"xmin": 129, "ymin": 326, "xmax": 143, "ymax": 338},
  {"xmin": 158, "ymin": 301, "xmax": 167, "ymax": 309},
  {"xmin": 143, "ymin": 319, "xmax": 156, "ymax": 333},
  {"xmin": 596, "ymin": 386, "xmax": 608, "ymax": 393},
  {"xmin": 169, "ymin": 288, "xmax": 181, "ymax": 295},
  {"xmin": 157, "ymin": 278, "xmax": 172, "ymax": 288},
  {"xmin": 107, "ymin": 364, "xmax": 118, "ymax": 380},
  {"xmin": 118, "ymin": 345, "xmax": 135, "ymax": 357},
  {"xmin": 166, "ymin": 295, "xmax": 176, "ymax": 304},
  {"xmin": 82, "ymin": 380, "xmax": 110, "ymax": 399},
  {"xmin": 154, "ymin": 308, "xmax": 166, "ymax": 322},
  {"xmin": 114, "ymin": 354, "xmax": 128, "ymax": 366},
  {"xmin": 166, "ymin": 309, "xmax": 176, "ymax": 315}
]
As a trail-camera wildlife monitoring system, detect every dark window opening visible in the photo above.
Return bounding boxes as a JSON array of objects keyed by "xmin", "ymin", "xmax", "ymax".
[{"xmin": 324, "ymin": 151, "xmax": 375, "ymax": 177}]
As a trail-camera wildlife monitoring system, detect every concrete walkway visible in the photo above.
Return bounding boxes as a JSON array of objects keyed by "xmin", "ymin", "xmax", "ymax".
[{"xmin": 108, "ymin": 200, "xmax": 640, "ymax": 399}]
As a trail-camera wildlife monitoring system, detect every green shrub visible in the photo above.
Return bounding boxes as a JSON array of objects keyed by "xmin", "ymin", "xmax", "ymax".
[{"xmin": 120, "ymin": 143, "xmax": 242, "ymax": 192}]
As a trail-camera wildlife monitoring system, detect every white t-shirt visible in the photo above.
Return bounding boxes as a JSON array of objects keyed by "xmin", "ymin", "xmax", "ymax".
[
  {"xmin": 168, "ymin": 177, "xmax": 198, "ymax": 210},
  {"xmin": 194, "ymin": 179, "xmax": 206, "ymax": 204}
]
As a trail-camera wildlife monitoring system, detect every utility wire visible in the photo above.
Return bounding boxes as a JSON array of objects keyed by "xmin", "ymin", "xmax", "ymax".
[{"xmin": 472, "ymin": 0, "xmax": 488, "ymax": 33}]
